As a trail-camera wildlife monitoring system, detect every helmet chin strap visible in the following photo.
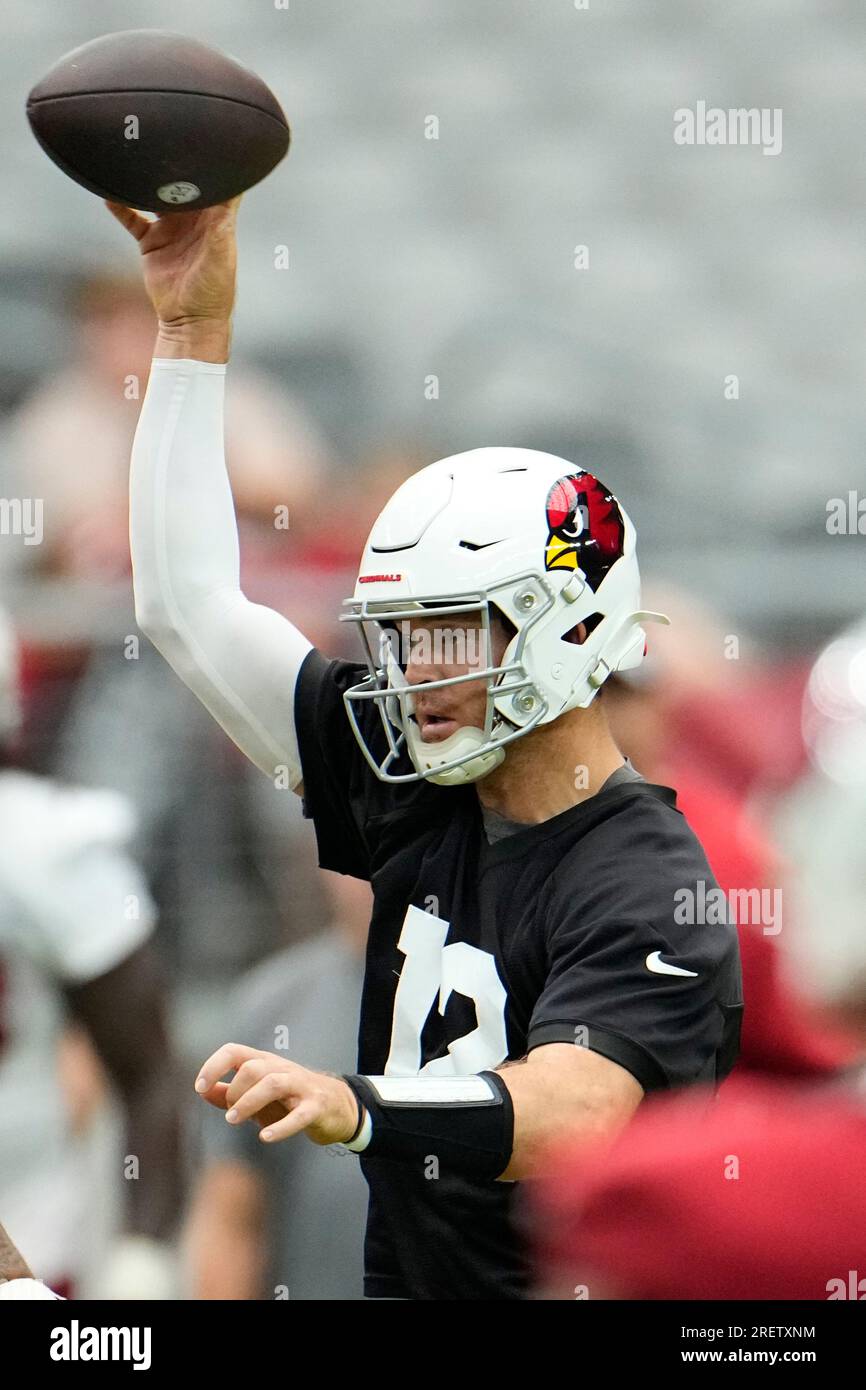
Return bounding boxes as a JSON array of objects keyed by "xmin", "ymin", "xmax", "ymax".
[{"xmin": 405, "ymin": 720, "xmax": 506, "ymax": 787}]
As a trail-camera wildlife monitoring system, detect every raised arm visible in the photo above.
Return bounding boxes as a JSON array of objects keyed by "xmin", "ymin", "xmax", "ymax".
[{"xmin": 110, "ymin": 197, "xmax": 311, "ymax": 787}]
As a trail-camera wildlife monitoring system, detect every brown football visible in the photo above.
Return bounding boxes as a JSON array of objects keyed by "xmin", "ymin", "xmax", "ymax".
[{"xmin": 26, "ymin": 29, "xmax": 290, "ymax": 212}]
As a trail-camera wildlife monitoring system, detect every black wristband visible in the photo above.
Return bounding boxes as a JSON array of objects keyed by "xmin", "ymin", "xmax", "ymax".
[
  {"xmin": 341, "ymin": 1070, "xmax": 514, "ymax": 1181},
  {"xmin": 345, "ymin": 1092, "xmax": 366, "ymax": 1145}
]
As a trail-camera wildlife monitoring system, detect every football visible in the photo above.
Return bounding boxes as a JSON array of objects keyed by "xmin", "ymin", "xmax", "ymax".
[{"xmin": 26, "ymin": 29, "xmax": 290, "ymax": 212}]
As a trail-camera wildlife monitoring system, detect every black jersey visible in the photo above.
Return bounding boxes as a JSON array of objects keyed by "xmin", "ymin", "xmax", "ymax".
[{"xmin": 295, "ymin": 649, "xmax": 744, "ymax": 1300}]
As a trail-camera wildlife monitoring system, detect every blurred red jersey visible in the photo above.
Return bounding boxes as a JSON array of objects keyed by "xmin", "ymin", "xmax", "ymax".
[{"xmin": 667, "ymin": 767, "xmax": 861, "ymax": 1079}]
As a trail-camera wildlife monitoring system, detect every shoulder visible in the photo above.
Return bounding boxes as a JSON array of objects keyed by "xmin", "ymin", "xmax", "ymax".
[
  {"xmin": 548, "ymin": 785, "xmax": 716, "ymax": 922},
  {"xmin": 293, "ymin": 648, "xmax": 371, "ymax": 771},
  {"xmin": 568, "ymin": 783, "xmax": 707, "ymax": 863},
  {"xmin": 293, "ymin": 647, "xmax": 451, "ymax": 873},
  {"xmin": 295, "ymin": 648, "xmax": 366, "ymax": 703}
]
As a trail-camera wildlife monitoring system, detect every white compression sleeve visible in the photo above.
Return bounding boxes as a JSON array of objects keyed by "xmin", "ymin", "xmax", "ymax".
[{"xmin": 129, "ymin": 358, "xmax": 312, "ymax": 785}]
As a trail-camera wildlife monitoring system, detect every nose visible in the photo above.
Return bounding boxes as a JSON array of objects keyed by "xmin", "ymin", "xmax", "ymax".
[{"xmin": 405, "ymin": 656, "xmax": 438, "ymax": 687}]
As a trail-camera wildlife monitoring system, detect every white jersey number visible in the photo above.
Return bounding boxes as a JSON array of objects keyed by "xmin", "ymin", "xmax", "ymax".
[{"xmin": 384, "ymin": 904, "xmax": 508, "ymax": 1076}]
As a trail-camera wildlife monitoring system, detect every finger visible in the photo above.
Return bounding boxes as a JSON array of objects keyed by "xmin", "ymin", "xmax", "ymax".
[
  {"xmin": 225, "ymin": 1056, "xmax": 306, "ymax": 1111},
  {"xmin": 104, "ymin": 200, "xmax": 153, "ymax": 241},
  {"xmin": 224, "ymin": 1057, "xmax": 271, "ymax": 1109},
  {"xmin": 225, "ymin": 1071, "xmax": 296, "ymax": 1126},
  {"xmin": 259, "ymin": 1097, "xmax": 323, "ymax": 1144},
  {"xmin": 198, "ymin": 1080, "xmax": 231, "ymax": 1111},
  {"xmin": 226, "ymin": 1062, "xmax": 305, "ymax": 1120},
  {"xmin": 195, "ymin": 1042, "xmax": 263, "ymax": 1094},
  {"xmin": 199, "ymin": 1079, "xmax": 284, "ymax": 1129},
  {"xmin": 205, "ymin": 196, "xmax": 243, "ymax": 238},
  {"xmin": 195, "ymin": 196, "xmax": 241, "ymax": 230}
]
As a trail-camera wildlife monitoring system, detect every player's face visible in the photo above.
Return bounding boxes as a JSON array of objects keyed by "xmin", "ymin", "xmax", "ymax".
[{"xmin": 402, "ymin": 613, "xmax": 510, "ymax": 742}]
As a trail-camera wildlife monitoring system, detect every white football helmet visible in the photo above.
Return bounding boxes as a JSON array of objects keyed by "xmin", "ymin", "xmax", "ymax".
[{"xmin": 341, "ymin": 447, "xmax": 669, "ymax": 785}]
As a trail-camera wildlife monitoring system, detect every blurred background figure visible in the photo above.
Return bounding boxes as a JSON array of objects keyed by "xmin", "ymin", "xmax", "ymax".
[
  {"xmin": 604, "ymin": 584, "xmax": 863, "ymax": 1083},
  {"xmin": 0, "ymin": 265, "xmax": 360, "ymax": 1074},
  {"xmin": 530, "ymin": 616, "xmax": 866, "ymax": 1301},
  {"xmin": 777, "ymin": 615, "xmax": 866, "ymax": 1064},
  {"xmin": 1, "ymin": 268, "xmax": 337, "ymax": 772},
  {"xmin": 606, "ymin": 581, "xmax": 861, "ymax": 1078},
  {"xmin": 3, "ymin": 271, "xmax": 330, "ymax": 585},
  {"xmin": 0, "ymin": 603, "xmax": 184, "ymax": 1298},
  {"xmin": 184, "ymin": 872, "xmax": 371, "ymax": 1300},
  {"xmin": 530, "ymin": 1078, "xmax": 866, "ymax": 1300}
]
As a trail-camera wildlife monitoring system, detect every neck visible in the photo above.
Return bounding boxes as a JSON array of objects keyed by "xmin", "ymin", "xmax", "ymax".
[{"xmin": 475, "ymin": 703, "xmax": 624, "ymax": 824}]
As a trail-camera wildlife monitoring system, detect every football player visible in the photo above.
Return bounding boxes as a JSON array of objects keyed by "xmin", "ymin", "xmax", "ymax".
[
  {"xmin": 112, "ymin": 196, "xmax": 743, "ymax": 1300},
  {"xmin": 0, "ymin": 604, "xmax": 183, "ymax": 1298}
]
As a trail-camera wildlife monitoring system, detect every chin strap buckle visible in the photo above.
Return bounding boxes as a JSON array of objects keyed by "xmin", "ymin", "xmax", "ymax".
[{"xmin": 588, "ymin": 656, "xmax": 612, "ymax": 690}]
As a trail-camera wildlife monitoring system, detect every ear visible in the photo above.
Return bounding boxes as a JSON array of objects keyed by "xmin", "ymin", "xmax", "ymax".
[
  {"xmin": 563, "ymin": 622, "xmax": 588, "ymax": 646},
  {"xmin": 490, "ymin": 610, "xmax": 518, "ymax": 661}
]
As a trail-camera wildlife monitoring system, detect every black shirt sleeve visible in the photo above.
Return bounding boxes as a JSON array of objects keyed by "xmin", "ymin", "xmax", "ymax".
[
  {"xmin": 293, "ymin": 647, "xmax": 440, "ymax": 881},
  {"xmin": 293, "ymin": 648, "xmax": 378, "ymax": 879},
  {"xmin": 526, "ymin": 832, "xmax": 744, "ymax": 1091}
]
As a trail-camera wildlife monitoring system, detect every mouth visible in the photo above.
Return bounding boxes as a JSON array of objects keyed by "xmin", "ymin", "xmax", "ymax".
[{"xmin": 413, "ymin": 711, "xmax": 459, "ymax": 743}]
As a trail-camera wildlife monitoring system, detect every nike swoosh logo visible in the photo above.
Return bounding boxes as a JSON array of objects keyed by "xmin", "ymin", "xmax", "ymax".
[{"xmin": 645, "ymin": 950, "xmax": 698, "ymax": 977}]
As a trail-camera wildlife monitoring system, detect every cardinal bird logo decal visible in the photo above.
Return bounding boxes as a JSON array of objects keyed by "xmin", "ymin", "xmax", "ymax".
[{"xmin": 543, "ymin": 471, "xmax": 625, "ymax": 590}]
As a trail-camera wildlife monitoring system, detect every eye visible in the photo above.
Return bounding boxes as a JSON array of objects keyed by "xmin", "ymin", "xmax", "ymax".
[{"xmin": 374, "ymin": 624, "xmax": 404, "ymax": 669}]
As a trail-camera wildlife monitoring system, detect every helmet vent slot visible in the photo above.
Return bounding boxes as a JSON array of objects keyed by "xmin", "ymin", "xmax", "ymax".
[{"xmin": 562, "ymin": 611, "xmax": 604, "ymax": 645}]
